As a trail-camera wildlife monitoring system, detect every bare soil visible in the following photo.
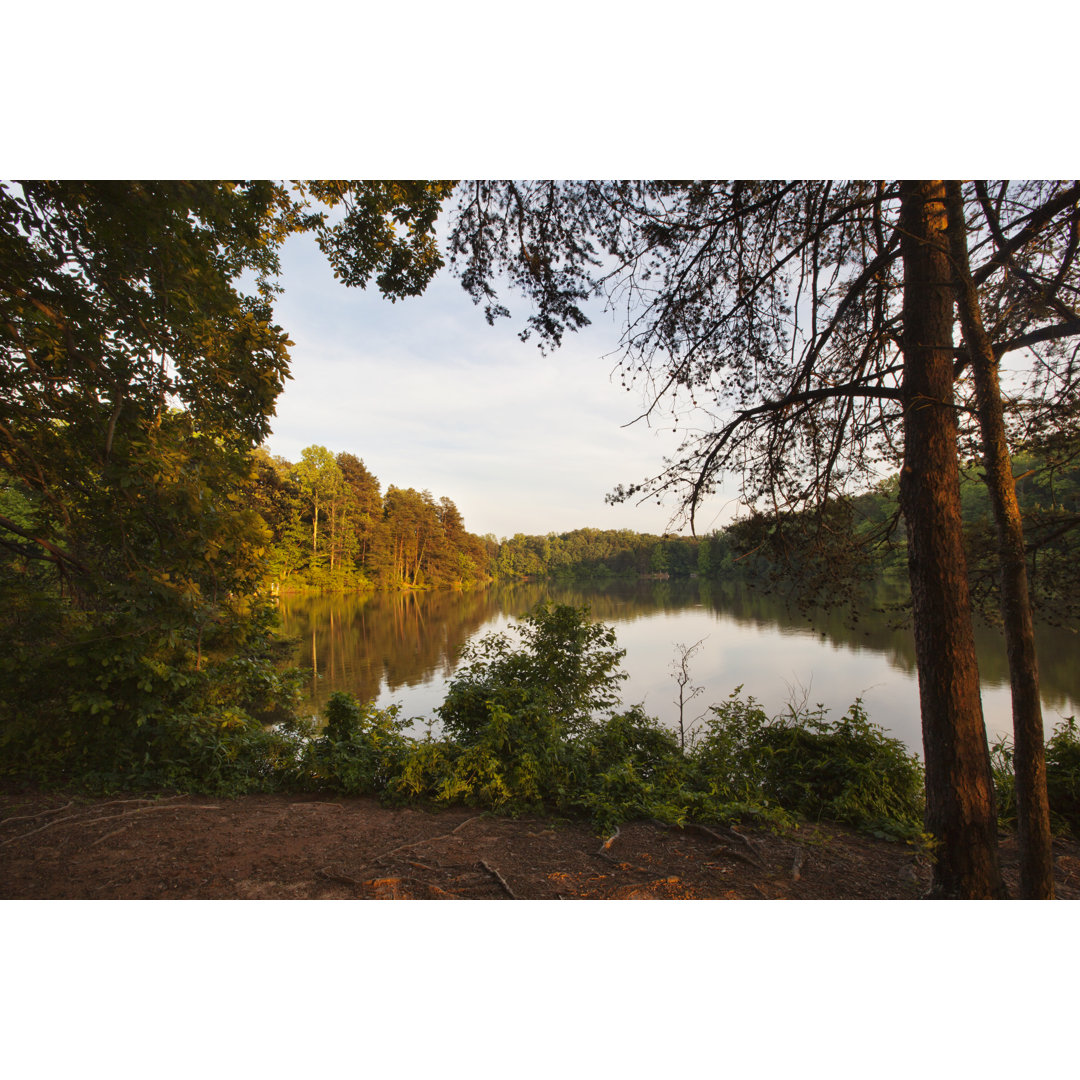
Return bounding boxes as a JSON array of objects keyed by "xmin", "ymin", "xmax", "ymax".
[{"xmin": 3, "ymin": 786, "xmax": 1078, "ymax": 899}]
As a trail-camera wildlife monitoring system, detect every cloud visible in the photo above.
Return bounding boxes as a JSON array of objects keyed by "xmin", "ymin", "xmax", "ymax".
[{"xmin": 262, "ymin": 232, "xmax": 740, "ymax": 538}]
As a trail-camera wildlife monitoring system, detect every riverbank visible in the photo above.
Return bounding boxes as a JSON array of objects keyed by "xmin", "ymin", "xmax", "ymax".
[{"xmin": 3, "ymin": 787, "xmax": 1078, "ymax": 899}]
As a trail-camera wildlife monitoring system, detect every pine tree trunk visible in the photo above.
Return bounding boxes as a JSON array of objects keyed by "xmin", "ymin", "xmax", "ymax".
[
  {"xmin": 898, "ymin": 181, "xmax": 1007, "ymax": 899},
  {"xmin": 944, "ymin": 181, "xmax": 1054, "ymax": 898}
]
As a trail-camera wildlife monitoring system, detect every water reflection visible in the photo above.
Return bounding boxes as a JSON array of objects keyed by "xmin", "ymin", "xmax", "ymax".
[{"xmin": 278, "ymin": 580, "xmax": 1080, "ymax": 755}]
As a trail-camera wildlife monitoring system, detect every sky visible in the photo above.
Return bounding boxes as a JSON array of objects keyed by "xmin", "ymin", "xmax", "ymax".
[{"xmin": 261, "ymin": 216, "xmax": 742, "ymax": 541}]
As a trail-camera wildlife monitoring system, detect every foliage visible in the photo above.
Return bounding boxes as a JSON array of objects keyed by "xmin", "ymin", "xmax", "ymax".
[
  {"xmin": 690, "ymin": 689, "xmax": 926, "ymax": 840},
  {"xmin": 297, "ymin": 692, "xmax": 413, "ymax": 796},
  {"xmin": 303, "ymin": 181, "xmax": 454, "ymax": 300},
  {"xmin": 0, "ymin": 595, "xmax": 305, "ymax": 794},
  {"xmin": 992, "ymin": 717, "xmax": 1080, "ymax": 838},
  {"xmin": 571, "ymin": 707, "xmax": 696, "ymax": 834},
  {"xmin": 1046, "ymin": 718, "xmax": 1080, "ymax": 837},
  {"xmin": 438, "ymin": 604, "xmax": 627, "ymax": 743},
  {"xmin": 0, "ymin": 180, "xmax": 456, "ymax": 786}
]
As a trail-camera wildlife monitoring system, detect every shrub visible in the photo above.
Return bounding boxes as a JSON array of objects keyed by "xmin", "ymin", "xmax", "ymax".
[
  {"xmin": 1046, "ymin": 718, "xmax": 1080, "ymax": 836},
  {"xmin": 994, "ymin": 717, "xmax": 1080, "ymax": 837},
  {"xmin": 572, "ymin": 707, "xmax": 696, "ymax": 833},
  {"xmin": 302, "ymin": 691, "xmax": 412, "ymax": 796},
  {"xmin": 690, "ymin": 689, "xmax": 926, "ymax": 839},
  {"xmin": 438, "ymin": 603, "xmax": 626, "ymax": 743}
]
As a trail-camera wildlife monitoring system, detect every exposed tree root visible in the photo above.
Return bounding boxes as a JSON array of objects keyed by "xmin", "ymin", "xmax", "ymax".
[
  {"xmin": 452, "ymin": 815, "xmax": 485, "ymax": 834},
  {"xmin": 0, "ymin": 796, "xmax": 201, "ymax": 847},
  {"xmin": 591, "ymin": 826, "xmax": 621, "ymax": 863},
  {"xmin": 0, "ymin": 800, "xmax": 75, "ymax": 826},
  {"xmin": 75, "ymin": 805, "xmax": 220, "ymax": 829},
  {"xmin": 653, "ymin": 819, "xmax": 769, "ymax": 871},
  {"xmin": 600, "ymin": 826, "xmax": 621, "ymax": 851},
  {"xmin": 365, "ymin": 813, "xmax": 486, "ymax": 870},
  {"xmin": 90, "ymin": 825, "xmax": 133, "ymax": 847}
]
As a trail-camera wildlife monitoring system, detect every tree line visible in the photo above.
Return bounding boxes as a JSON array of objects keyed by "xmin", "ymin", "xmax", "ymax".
[{"xmin": 485, "ymin": 450, "xmax": 1080, "ymax": 612}]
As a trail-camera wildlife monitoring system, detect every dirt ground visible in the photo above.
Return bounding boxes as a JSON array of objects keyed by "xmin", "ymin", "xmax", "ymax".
[{"xmin": 2, "ymin": 786, "xmax": 1078, "ymax": 899}]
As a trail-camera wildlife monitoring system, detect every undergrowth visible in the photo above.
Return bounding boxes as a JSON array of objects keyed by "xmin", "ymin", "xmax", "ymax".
[
  {"xmin": 991, "ymin": 717, "xmax": 1080, "ymax": 838},
  {"xmin": 17, "ymin": 602, "xmax": 1075, "ymax": 845}
]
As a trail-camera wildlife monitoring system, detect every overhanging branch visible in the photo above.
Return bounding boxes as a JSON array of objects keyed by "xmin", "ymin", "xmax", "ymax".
[
  {"xmin": 688, "ymin": 378, "xmax": 903, "ymax": 531},
  {"xmin": 0, "ymin": 513, "xmax": 89, "ymax": 575}
]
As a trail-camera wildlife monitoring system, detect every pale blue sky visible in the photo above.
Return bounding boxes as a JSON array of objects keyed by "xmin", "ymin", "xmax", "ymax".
[{"xmin": 261, "ymin": 223, "xmax": 742, "ymax": 540}]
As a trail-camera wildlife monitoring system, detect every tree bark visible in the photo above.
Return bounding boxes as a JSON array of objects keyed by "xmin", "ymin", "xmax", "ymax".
[
  {"xmin": 944, "ymin": 181, "xmax": 1054, "ymax": 898},
  {"xmin": 898, "ymin": 181, "xmax": 1006, "ymax": 899}
]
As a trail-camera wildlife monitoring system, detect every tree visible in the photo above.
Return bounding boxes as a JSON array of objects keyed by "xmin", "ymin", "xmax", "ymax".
[
  {"xmin": 294, "ymin": 444, "xmax": 344, "ymax": 577},
  {"xmin": 247, "ymin": 447, "xmax": 305, "ymax": 585},
  {"xmin": 0, "ymin": 179, "xmax": 453, "ymax": 773},
  {"xmin": 0, "ymin": 180, "xmax": 453, "ymax": 592},
  {"xmin": 381, "ymin": 486, "xmax": 443, "ymax": 587},
  {"xmin": 337, "ymin": 451, "xmax": 382, "ymax": 577},
  {"xmin": 446, "ymin": 180, "xmax": 1080, "ymax": 898},
  {"xmin": 439, "ymin": 604, "xmax": 628, "ymax": 744}
]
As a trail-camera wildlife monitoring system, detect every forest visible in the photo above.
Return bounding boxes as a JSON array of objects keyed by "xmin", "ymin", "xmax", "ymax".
[
  {"xmin": 256, "ymin": 435, "xmax": 1080, "ymax": 628},
  {"xmin": 3, "ymin": 180, "xmax": 1080, "ymax": 900}
]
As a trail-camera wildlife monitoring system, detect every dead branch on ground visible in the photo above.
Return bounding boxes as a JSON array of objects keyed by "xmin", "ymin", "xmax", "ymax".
[{"xmin": 480, "ymin": 858, "xmax": 519, "ymax": 899}]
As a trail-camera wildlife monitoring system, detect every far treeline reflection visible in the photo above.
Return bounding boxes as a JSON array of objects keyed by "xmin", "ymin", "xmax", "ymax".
[{"xmin": 276, "ymin": 578, "xmax": 1080, "ymax": 742}]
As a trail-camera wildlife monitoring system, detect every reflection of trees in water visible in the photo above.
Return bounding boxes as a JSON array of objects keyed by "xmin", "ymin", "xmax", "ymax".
[
  {"xmin": 693, "ymin": 580, "xmax": 1077, "ymax": 710},
  {"xmin": 526, "ymin": 577, "xmax": 1079, "ymax": 713},
  {"xmin": 694, "ymin": 578, "xmax": 920, "ymax": 673},
  {"xmin": 279, "ymin": 590, "xmax": 505, "ymax": 715},
  {"xmin": 279, "ymin": 579, "xmax": 1079, "ymax": 720}
]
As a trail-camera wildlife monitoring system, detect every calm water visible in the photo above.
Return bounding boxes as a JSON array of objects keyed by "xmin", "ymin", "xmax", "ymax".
[{"xmin": 277, "ymin": 579, "xmax": 1080, "ymax": 755}]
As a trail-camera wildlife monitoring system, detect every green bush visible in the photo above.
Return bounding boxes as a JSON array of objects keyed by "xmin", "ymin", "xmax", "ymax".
[
  {"xmin": 301, "ymin": 691, "xmax": 412, "ymax": 796},
  {"xmin": 0, "ymin": 591, "xmax": 305, "ymax": 795},
  {"xmin": 1046, "ymin": 718, "xmax": 1080, "ymax": 836},
  {"xmin": 572, "ymin": 707, "xmax": 695, "ymax": 832},
  {"xmin": 438, "ymin": 603, "xmax": 626, "ymax": 743},
  {"xmin": 993, "ymin": 717, "xmax": 1080, "ymax": 837},
  {"xmin": 690, "ymin": 689, "xmax": 926, "ymax": 839}
]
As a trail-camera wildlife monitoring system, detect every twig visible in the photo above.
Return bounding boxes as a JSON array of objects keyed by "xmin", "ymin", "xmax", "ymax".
[
  {"xmin": 707, "ymin": 845, "xmax": 769, "ymax": 871},
  {"xmin": 369, "ymin": 816, "xmax": 484, "ymax": 867},
  {"xmin": 593, "ymin": 826, "xmax": 622, "ymax": 863},
  {"xmin": 479, "ymin": 859, "xmax": 519, "ymax": 899},
  {"xmin": 681, "ymin": 821, "xmax": 766, "ymax": 860},
  {"xmin": 653, "ymin": 820, "xmax": 768, "ymax": 871}
]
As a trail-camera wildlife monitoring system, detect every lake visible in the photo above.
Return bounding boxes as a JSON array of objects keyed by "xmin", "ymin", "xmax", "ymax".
[{"xmin": 277, "ymin": 578, "xmax": 1080, "ymax": 755}]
